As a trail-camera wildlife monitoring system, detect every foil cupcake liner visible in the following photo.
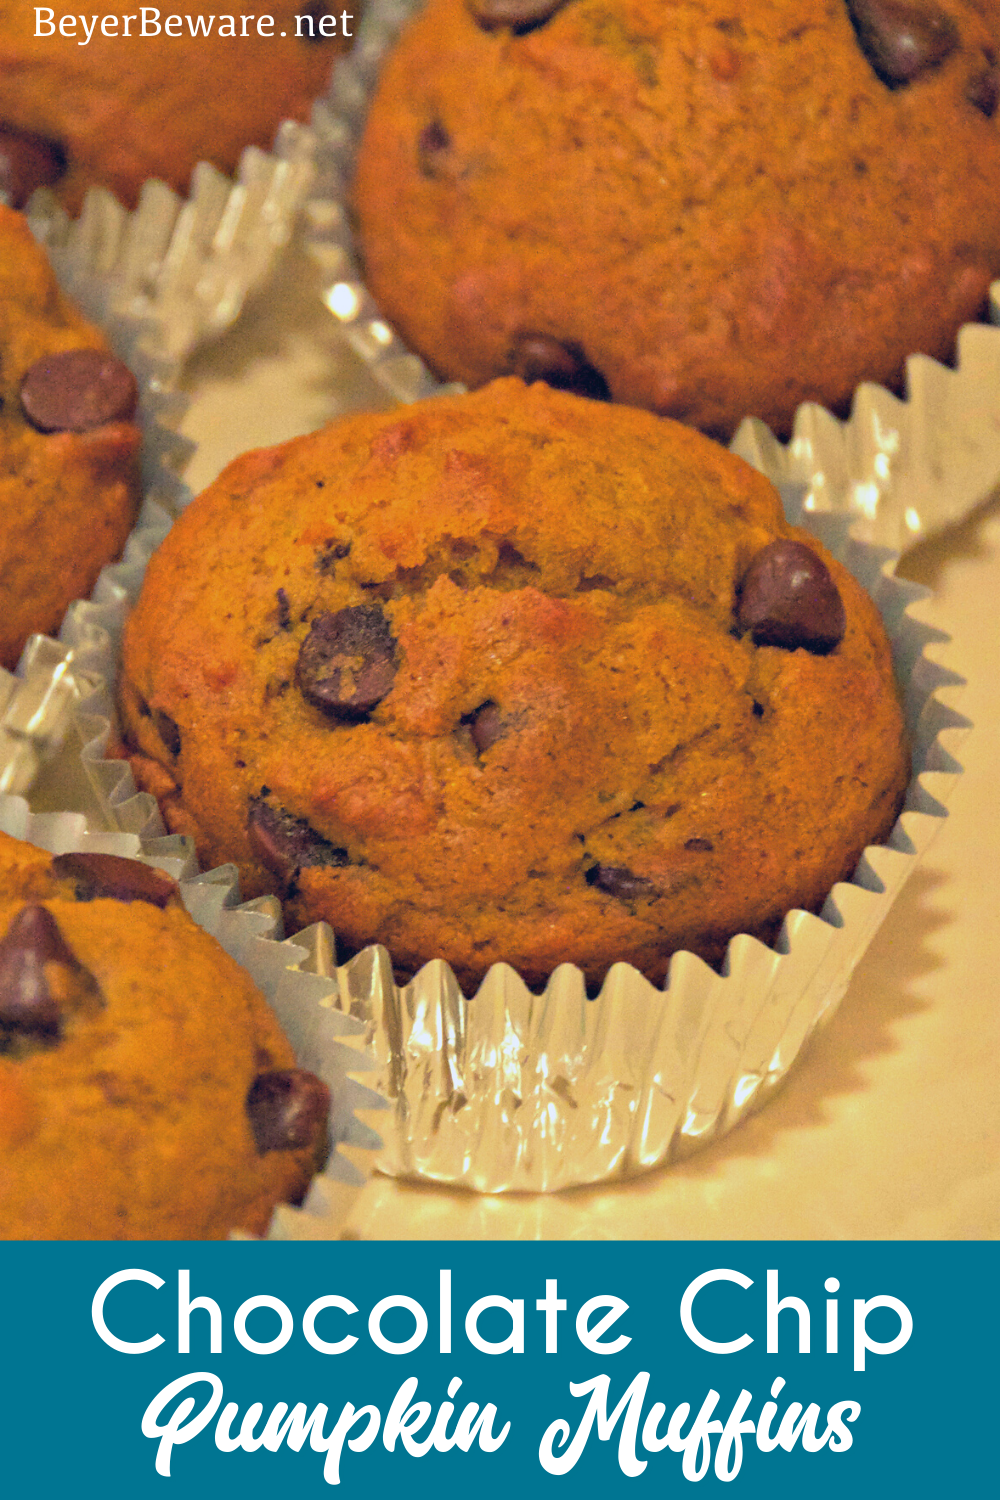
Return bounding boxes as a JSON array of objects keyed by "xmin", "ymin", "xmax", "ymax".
[
  {"xmin": 27, "ymin": 119, "xmax": 317, "ymax": 371},
  {"xmin": 0, "ymin": 796, "xmax": 387, "ymax": 1238},
  {"xmin": 44, "ymin": 459, "xmax": 968, "ymax": 1193},
  {"xmin": 304, "ymin": 0, "xmax": 1000, "ymax": 553}
]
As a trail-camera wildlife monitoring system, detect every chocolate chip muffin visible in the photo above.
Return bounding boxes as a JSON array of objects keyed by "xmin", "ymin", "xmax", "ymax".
[
  {"xmin": 0, "ymin": 0, "xmax": 349, "ymax": 212},
  {"xmin": 353, "ymin": 0, "xmax": 1000, "ymax": 437},
  {"xmin": 119, "ymin": 379, "xmax": 909, "ymax": 991},
  {"xmin": 0, "ymin": 204, "xmax": 140, "ymax": 668},
  {"xmin": 0, "ymin": 832, "xmax": 330, "ymax": 1239}
]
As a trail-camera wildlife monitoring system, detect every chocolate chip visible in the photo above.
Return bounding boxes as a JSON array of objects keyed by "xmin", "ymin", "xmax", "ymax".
[
  {"xmin": 469, "ymin": 702, "xmax": 505, "ymax": 753},
  {"xmin": 509, "ymin": 334, "xmax": 610, "ymax": 401},
  {"xmin": 51, "ymin": 852, "xmax": 177, "ymax": 908},
  {"xmin": 298, "ymin": 0, "xmax": 337, "ymax": 41},
  {"xmin": 466, "ymin": 0, "xmax": 568, "ymax": 29},
  {"xmin": 737, "ymin": 540, "xmax": 847, "ymax": 653},
  {"xmin": 846, "ymin": 0, "xmax": 959, "ymax": 87},
  {"xmin": 586, "ymin": 864, "xmax": 657, "ymax": 901},
  {"xmin": 296, "ymin": 606, "xmax": 397, "ymax": 721},
  {"xmin": 246, "ymin": 1069, "xmax": 330, "ymax": 1153},
  {"xmin": 418, "ymin": 120, "xmax": 453, "ymax": 178},
  {"xmin": 247, "ymin": 799, "xmax": 349, "ymax": 888},
  {"xmin": 153, "ymin": 709, "xmax": 181, "ymax": 757},
  {"xmin": 967, "ymin": 64, "xmax": 1000, "ymax": 115},
  {"xmin": 0, "ymin": 905, "xmax": 90, "ymax": 1041},
  {"xmin": 276, "ymin": 589, "xmax": 292, "ymax": 631},
  {"xmin": 685, "ymin": 837, "xmax": 714, "ymax": 852},
  {"xmin": 0, "ymin": 125, "xmax": 64, "ymax": 209},
  {"xmin": 20, "ymin": 349, "xmax": 139, "ymax": 433}
]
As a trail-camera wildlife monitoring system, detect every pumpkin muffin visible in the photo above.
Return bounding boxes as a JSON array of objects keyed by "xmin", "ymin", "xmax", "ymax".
[
  {"xmin": 119, "ymin": 380, "xmax": 909, "ymax": 990},
  {"xmin": 0, "ymin": 831, "xmax": 330, "ymax": 1239},
  {"xmin": 0, "ymin": 0, "xmax": 351, "ymax": 212},
  {"xmin": 353, "ymin": 0, "xmax": 1000, "ymax": 437},
  {"xmin": 0, "ymin": 204, "xmax": 140, "ymax": 668}
]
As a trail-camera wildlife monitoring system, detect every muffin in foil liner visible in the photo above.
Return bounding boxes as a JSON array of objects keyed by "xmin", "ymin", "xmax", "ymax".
[
  {"xmin": 304, "ymin": 0, "xmax": 1000, "ymax": 553},
  {"xmin": 0, "ymin": 794, "xmax": 387, "ymax": 1239},
  {"xmin": 40, "ymin": 466, "xmax": 968, "ymax": 1194},
  {"xmin": 23, "ymin": 120, "xmax": 316, "ymax": 371}
]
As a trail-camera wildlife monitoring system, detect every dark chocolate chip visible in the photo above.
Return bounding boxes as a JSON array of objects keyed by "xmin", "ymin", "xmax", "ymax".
[
  {"xmin": 0, "ymin": 905, "xmax": 85, "ymax": 1039},
  {"xmin": 418, "ymin": 120, "xmax": 453, "ymax": 178},
  {"xmin": 509, "ymin": 334, "xmax": 610, "ymax": 401},
  {"xmin": 466, "ymin": 0, "xmax": 568, "ymax": 29},
  {"xmin": 737, "ymin": 540, "xmax": 846, "ymax": 653},
  {"xmin": 469, "ymin": 701, "xmax": 505, "ymax": 753},
  {"xmin": 0, "ymin": 125, "xmax": 65, "ymax": 209},
  {"xmin": 153, "ymin": 709, "xmax": 181, "ymax": 757},
  {"xmin": 685, "ymin": 837, "xmax": 714, "ymax": 852},
  {"xmin": 276, "ymin": 588, "xmax": 292, "ymax": 630},
  {"xmin": 20, "ymin": 348, "xmax": 139, "ymax": 433},
  {"xmin": 586, "ymin": 864, "xmax": 657, "ymax": 901},
  {"xmin": 246, "ymin": 1069, "xmax": 331, "ymax": 1153},
  {"xmin": 967, "ymin": 64, "xmax": 1000, "ymax": 115},
  {"xmin": 296, "ymin": 605, "xmax": 397, "ymax": 721},
  {"xmin": 247, "ymin": 799, "xmax": 349, "ymax": 887},
  {"xmin": 846, "ymin": 0, "xmax": 959, "ymax": 87},
  {"xmin": 298, "ymin": 0, "xmax": 337, "ymax": 41},
  {"xmin": 51, "ymin": 852, "xmax": 176, "ymax": 908}
]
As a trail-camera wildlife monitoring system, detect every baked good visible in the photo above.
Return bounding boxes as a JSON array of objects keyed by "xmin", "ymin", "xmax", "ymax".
[
  {"xmin": 0, "ymin": 204, "xmax": 140, "ymax": 668},
  {"xmin": 353, "ymin": 0, "xmax": 1000, "ymax": 437},
  {"xmin": 119, "ymin": 378, "xmax": 909, "ymax": 991},
  {"xmin": 0, "ymin": 0, "xmax": 349, "ymax": 212},
  {"xmin": 0, "ymin": 831, "xmax": 330, "ymax": 1239}
]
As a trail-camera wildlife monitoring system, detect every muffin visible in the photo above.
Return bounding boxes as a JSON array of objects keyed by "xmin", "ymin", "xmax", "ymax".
[
  {"xmin": 0, "ymin": 831, "xmax": 331, "ymax": 1239},
  {"xmin": 0, "ymin": 0, "xmax": 350, "ymax": 212},
  {"xmin": 119, "ymin": 379, "xmax": 909, "ymax": 991},
  {"xmin": 352, "ymin": 0, "xmax": 1000, "ymax": 437},
  {"xmin": 0, "ymin": 203, "xmax": 140, "ymax": 669}
]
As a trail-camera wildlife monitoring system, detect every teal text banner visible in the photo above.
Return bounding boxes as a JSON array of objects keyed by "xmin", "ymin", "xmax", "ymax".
[{"xmin": 0, "ymin": 1241, "xmax": 993, "ymax": 1495}]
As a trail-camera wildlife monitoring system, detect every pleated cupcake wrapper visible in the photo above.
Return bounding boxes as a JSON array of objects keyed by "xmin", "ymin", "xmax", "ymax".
[
  {"xmin": 26, "ymin": 118, "xmax": 317, "ymax": 370},
  {"xmin": 32, "ymin": 466, "xmax": 967, "ymax": 1194},
  {"xmin": 304, "ymin": 0, "xmax": 1000, "ymax": 553},
  {"xmin": 0, "ymin": 795, "xmax": 388, "ymax": 1239}
]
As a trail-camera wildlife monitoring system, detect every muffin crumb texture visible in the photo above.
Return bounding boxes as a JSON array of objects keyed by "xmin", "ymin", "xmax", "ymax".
[
  {"xmin": 121, "ymin": 379, "xmax": 910, "ymax": 990},
  {"xmin": 353, "ymin": 0, "xmax": 1000, "ymax": 436},
  {"xmin": 0, "ymin": 833, "xmax": 327, "ymax": 1239}
]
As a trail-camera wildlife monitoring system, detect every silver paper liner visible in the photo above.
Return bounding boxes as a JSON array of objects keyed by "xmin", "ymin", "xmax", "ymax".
[
  {"xmin": 27, "ymin": 119, "xmax": 317, "ymax": 371},
  {"xmin": 0, "ymin": 796, "xmax": 387, "ymax": 1238},
  {"xmin": 305, "ymin": 0, "xmax": 1000, "ymax": 552},
  {"xmin": 54, "ymin": 468, "xmax": 968, "ymax": 1193}
]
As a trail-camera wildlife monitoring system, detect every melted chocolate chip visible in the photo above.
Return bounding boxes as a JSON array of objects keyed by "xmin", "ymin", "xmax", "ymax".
[
  {"xmin": 20, "ymin": 349, "xmax": 139, "ymax": 433},
  {"xmin": 508, "ymin": 334, "xmax": 610, "ymax": 400},
  {"xmin": 586, "ymin": 864, "xmax": 657, "ymax": 901},
  {"xmin": 466, "ymin": 0, "xmax": 568, "ymax": 29},
  {"xmin": 247, "ymin": 799, "xmax": 349, "ymax": 888},
  {"xmin": 296, "ymin": 605, "xmax": 397, "ymax": 721},
  {"xmin": 418, "ymin": 120, "xmax": 453, "ymax": 178},
  {"xmin": 52, "ymin": 852, "xmax": 176, "ymax": 908},
  {"xmin": 0, "ymin": 125, "xmax": 64, "ymax": 209},
  {"xmin": 153, "ymin": 708, "xmax": 181, "ymax": 757},
  {"xmin": 469, "ymin": 701, "xmax": 505, "ymax": 753},
  {"xmin": 276, "ymin": 588, "xmax": 292, "ymax": 631},
  {"xmin": 246, "ymin": 1069, "xmax": 331, "ymax": 1153},
  {"xmin": 684, "ymin": 837, "xmax": 714, "ymax": 852},
  {"xmin": 737, "ymin": 540, "xmax": 846, "ymax": 653},
  {"xmin": 846, "ymin": 0, "xmax": 959, "ymax": 87},
  {"xmin": 967, "ymin": 64, "xmax": 1000, "ymax": 116},
  {"xmin": 0, "ymin": 905, "xmax": 92, "ymax": 1041}
]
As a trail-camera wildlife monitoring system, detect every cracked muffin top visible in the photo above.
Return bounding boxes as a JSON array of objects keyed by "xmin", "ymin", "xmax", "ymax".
[
  {"xmin": 120, "ymin": 379, "xmax": 909, "ymax": 991},
  {"xmin": 0, "ymin": 204, "xmax": 140, "ymax": 669},
  {"xmin": 0, "ymin": 0, "xmax": 348, "ymax": 212},
  {"xmin": 353, "ymin": 0, "xmax": 1000, "ymax": 437},
  {"xmin": 0, "ymin": 830, "xmax": 330, "ymax": 1239}
]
